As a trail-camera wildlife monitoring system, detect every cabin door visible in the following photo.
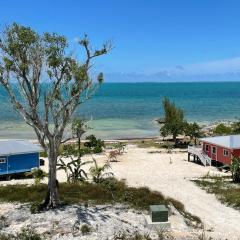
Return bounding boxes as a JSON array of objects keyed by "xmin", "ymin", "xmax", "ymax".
[
  {"xmin": 0, "ymin": 156, "xmax": 8, "ymax": 174},
  {"xmin": 211, "ymin": 146, "xmax": 217, "ymax": 161}
]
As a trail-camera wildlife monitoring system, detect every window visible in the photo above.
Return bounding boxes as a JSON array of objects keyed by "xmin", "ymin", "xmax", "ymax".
[
  {"xmin": 212, "ymin": 146, "xmax": 216, "ymax": 154},
  {"xmin": 0, "ymin": 158, "xmax": 6, "ymax": 164},
  {"xmin": 223, "ymin": 149, "xmax": 229, "ymax": 156},
  {"xmin": 205, "ymin": 145, "xmax": 209, "ymax": 151}
]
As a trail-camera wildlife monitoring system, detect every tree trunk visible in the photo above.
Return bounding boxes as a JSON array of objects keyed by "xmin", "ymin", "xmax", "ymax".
[
  {"xmin": 77, "ymin": 134, "xmax": 81, "ymax": 160},
  {"xmin": 173, "ymin": 134, "xmax": 177, "ymax": 146},
  {"xmin": 41, "ymin": 139, "xmax": 60, "ymax": 208}
]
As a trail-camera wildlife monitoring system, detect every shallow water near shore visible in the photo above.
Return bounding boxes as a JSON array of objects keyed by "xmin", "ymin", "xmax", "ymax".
[{"xmin": 0, "ymin": 82, "xmax": 240, "ymax": 139}]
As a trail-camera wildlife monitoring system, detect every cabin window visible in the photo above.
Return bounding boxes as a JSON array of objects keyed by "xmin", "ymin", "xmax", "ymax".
[
  {"xmin": 0, "ymin": 158, "xmax": 6, "ymax": 164},
  {"xmin": 205, "ymin": 144, "xmax": 209, "ymax": 151},
  {"xmin": 212, "ymin": 146, "xmax": 216, "ymax": 154},
  {"xmin": 223, "ymin": 149, "xmax": 229, "ymax": 156}
]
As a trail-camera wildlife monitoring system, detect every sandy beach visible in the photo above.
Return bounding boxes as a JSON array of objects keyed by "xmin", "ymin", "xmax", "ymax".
[{"xmin": 1, "ymin": 144, "xmax": 240, "ymax": 239}]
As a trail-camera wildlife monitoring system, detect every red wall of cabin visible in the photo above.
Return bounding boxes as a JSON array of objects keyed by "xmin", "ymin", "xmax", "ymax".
[
  {"xmin": 233, "ymin": 149, "xmax": 240, "ymax": 158},
  {"xmin": 202, "ymin": 141, "xmax": 233, "ymax": 164}
]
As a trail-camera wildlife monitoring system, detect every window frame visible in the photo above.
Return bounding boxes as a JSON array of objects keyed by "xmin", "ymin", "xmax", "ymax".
[
  {"xmin": 0, "ymin": 158, "xmax": 6, "ymax": 164},
  {"xmin": 212, "ymin": 146, "xmax": 216, "ymax": 155},
  {"xmin": 223, "ymin": 149, "xmax": 229, "ymax": 156},
  {"xmin": 205, "ymin": 144, "xmax": 209, "ymax": 151}
]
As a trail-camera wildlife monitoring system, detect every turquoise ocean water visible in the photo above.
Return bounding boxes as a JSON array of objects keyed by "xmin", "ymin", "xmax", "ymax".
[{"xmin": 0, "ymin": 82, "xmax": 240, "ymax": 139}]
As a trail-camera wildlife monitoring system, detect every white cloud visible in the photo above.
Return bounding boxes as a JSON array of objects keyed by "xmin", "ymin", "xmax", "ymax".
[{"xmin": 169, "ymin": 57, "xmax": 240, "ymax": 75}]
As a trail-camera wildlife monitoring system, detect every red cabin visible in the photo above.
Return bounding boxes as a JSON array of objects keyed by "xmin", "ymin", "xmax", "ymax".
[{"xmin": 201, "ymin": 135, "xmax": 240, "ymax": 165}]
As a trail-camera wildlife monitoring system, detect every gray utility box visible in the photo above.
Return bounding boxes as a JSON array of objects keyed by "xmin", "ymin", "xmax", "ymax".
[{"xmin": 149, "ymin": 205, "xmax": 168, "ymax": 222}]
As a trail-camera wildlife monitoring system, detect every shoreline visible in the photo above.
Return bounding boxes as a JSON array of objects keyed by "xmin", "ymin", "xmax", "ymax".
[{"xmin": 0, "ymin": 119, "xmax": 237, "ymax": 141}]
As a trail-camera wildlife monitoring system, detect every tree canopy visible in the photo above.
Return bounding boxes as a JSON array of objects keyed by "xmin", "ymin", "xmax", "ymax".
[
  {"xmin": 160, "ymin": 97, "xmax": 185, "ymax": 144},
  {"xmin": 213, "ymin": 123, "xmax": 232, "ymax": 136},
  {"xmin": 184, "ymin": 122, "xmax": 201, "ymax": 145},
  {"xmin": 0, "ymin": 23, "xmax": 111, "ymax": 208}
]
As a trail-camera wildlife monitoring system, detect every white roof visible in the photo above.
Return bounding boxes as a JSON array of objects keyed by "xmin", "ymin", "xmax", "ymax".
[
  {"xmin": 201, "ymin": 135, "xmax": 240, "ymax": 149},
  {"xmin": 0, "ymin": 140, "xmax": 43, "ymax": 156}
]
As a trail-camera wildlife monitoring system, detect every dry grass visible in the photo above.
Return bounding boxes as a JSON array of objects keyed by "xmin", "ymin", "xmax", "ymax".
[
  {"xmin": 0, "ymin": 178, "xmax": 202, "ymax": 227},
  {"xmin": 192, "ymin": 176, "xmax": 240, "ymax": 210}
]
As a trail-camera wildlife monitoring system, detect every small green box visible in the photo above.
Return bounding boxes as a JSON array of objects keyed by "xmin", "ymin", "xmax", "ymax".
[{"xmin": 149, "ymin": 205, "xmax": 168, "ymax": 222}]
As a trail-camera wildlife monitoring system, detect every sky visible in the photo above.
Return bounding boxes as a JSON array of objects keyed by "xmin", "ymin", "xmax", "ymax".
[{"xmin": 1, "ymin": 0, "xmax": 240, "ymax": 82}]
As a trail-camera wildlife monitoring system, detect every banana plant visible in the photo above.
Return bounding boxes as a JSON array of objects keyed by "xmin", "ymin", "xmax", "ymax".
[
  {"xmin": 57, "ymin": 156, "xmax": 92, "ymax": 183},
  {"xmin": 89, "ymin": 157, "xmax": 113, "ymax": 183}
]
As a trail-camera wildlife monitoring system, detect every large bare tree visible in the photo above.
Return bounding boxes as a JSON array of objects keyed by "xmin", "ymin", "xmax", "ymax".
[{"xmin": 0, "ymin": 23, "xmax": 111, "ymax": 208}]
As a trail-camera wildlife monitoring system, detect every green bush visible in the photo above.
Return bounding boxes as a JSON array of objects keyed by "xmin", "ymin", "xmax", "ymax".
[
  {"xmin": 231, "ymin": 157, "xmax": 240, "ymax": 183},
  {"xmin": 113, "ymin": 231, "xmax": 152, "ymax": 240},
  {"xmin": 39, "ymin": 151, "xmax": 47, "ymax": 158},
  {"xmin": 30, "ymin": 203, "xmax": 42, "ymax": 214},
  {"xmin": 193, "ymin": 176, "xmax": 240, "ymax": 210},
  {"xmin": 80, "ymin": 224, "xmax": 91, "ymax": 235},
  {"xmin": 213, "ymin": 123, "xmax": 232, "ymax": 136},
  {"xmin": 25, "ymin": 169, "xmax": 48, "ymax": 185},
  {"xmin": 113, "ymin": 142, "xmax": 126, "ymax": 154},
  {"xmin": 232, "ymin": 121, "xmax": 240, "ymax": 134},
  {"xmin": 0, "ymin": 179, "xmax": 202, "ymax": 227},
  {"xmin": 0, "ymin": 216, "xmax": 8, "ymax": 230},
  {"xmin": 0, "ymin": 228, "xmax": 42, "ymax": 240},
  {"xmin": 93, "ymin": 146, "xmax": 103, "ymax": 153},
  {"xmin": 84, "ymin": 134, "xmax": 104, "ymax": 152},
  {"xmin": 80, "ymin": 147, "xmax": 92, "ymax": 155}
]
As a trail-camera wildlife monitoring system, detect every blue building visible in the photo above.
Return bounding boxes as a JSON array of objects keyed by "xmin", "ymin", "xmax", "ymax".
[{"xmin": 0, "ymin": 140, "xmax": 43, "ymax": 176}]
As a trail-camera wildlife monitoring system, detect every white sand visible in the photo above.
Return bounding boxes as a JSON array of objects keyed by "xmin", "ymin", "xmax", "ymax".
[
  {"xmin": 107, "ymin": 145, "xmax": 240, "ymax": 240},
  {"xmin": 1, "ymin": 144, "xmax": 240, "ymax": 239}
]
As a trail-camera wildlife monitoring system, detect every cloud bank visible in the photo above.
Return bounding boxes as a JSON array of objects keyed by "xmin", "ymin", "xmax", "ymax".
[{"xmin": 106, "ymin": 57, "xmax": 240, "ymax": 82}]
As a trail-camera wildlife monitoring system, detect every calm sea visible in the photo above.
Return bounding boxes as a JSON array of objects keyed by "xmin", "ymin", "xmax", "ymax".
[{"xmin": 0, "ymin": 82, "xmax": 240, "ymax": 139}]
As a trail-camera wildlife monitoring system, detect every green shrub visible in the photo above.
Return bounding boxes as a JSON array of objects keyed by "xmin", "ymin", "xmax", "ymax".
[
  {"xmin": 0, "ymin": 234, "xmax": 12, "ymax": 240},
  {"xmin": 93, "ymin": 146, "xmax": 103, "ymax": 153},
  {"xmin": 30, "ymin": 203, "xmax": 42, "ymax": 214},
  {"xmin": 0, "ymin": 180, "xmax": 202, "ymax": 226},
  {"xmin": 113, "ymin": 142, "xmax": 126, "ymax": 154},
  {"xmin": 39, "ymin": 151, "xmax": 47, "ymax": 158},
  {"xmin": 0, "ymin": 228, "xmax": 42, "ymax": 240},
  {"xmin": 231, "ymin": 157, "xmax": 240, "ymax": 183},
  {"xmin": 213, "ymin": 123, "xmax": 232, "ymax": 136},
  {"xmin": 193, "ymin": 176, "xmax": 240, "ymax": 210},
  {"xmin": 80, "ymin": 147, "xmax": 92, "ymax": 155},
  {"xmin": 16, "ymin": 228, "xmax": 42, "ymax": 240},
  {"xmin": 80, "ymin": 224, "xmax": 91, "ymax": 235},
  {"xmin": 84, "ymin": 134, "xmax": 104, "ymax": 152},
  {"xmin": 25, "ymin": 169, "xmax": 48, "ymax": 185},
  {"xmin": 232, "ymin": 121, "xmax": 240, "ymax": 134},
  {"xmin": 0, "ymin": 216, "xmax": 8, "ymax": 229},
  {"xmin": 113, "ymin": 231, "xmax": 152, "ymax": 240}
]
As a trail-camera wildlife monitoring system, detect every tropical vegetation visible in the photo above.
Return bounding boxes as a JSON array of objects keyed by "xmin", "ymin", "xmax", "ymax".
[
  {"xmin": 231, "ymin": 157, "xmax": 240, "ymax": 183},
  {"xmin": 159, "ymin": 97, "xmax": 185, "ymax": 145},
  {"xmin": 213, "ymin": 123, "xmax": 232, "ymax": 135},
  {"xmin": 0, "ymin": 23, "xmax": 111, "ymax": 208}
]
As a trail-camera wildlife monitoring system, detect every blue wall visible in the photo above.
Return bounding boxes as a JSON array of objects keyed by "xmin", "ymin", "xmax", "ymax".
[{"xmin": 0, "ymin": 152, "xmax": 39, "ymax": 175}]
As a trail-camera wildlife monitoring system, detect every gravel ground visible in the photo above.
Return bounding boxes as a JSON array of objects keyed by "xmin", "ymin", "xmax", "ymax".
[{"xmin": 0, "ymin": 203, "xmax": 200, "ymax": 239}]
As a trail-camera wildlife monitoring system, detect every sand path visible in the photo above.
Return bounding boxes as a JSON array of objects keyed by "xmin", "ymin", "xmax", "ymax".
[{"xmin": 110, "ymin": 145, "xmax": 240, "ymax": 240}]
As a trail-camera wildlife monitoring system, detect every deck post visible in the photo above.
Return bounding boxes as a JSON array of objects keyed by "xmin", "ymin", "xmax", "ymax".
[{"xmin": 188, "ymin": 153, "xmax": 190, "ymax": 162}]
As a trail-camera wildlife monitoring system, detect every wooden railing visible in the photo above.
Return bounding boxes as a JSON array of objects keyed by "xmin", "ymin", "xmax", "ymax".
[{"xmin": 188, "ymin": 146, "xmax": 211, "ymax": 166}]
